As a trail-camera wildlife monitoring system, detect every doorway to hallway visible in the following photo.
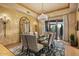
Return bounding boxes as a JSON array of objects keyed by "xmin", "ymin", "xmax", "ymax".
[{"xmin": 45, "ymin": 20, "xmax": 64, "ymax": 40}]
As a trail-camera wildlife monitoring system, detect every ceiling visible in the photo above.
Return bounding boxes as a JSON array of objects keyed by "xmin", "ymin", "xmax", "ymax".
[{"xmin": 20, "ymin": 3, "xmax": 69, "ymax": 14}]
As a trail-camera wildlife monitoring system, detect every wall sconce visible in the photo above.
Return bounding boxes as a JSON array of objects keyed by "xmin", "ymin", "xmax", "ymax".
[{"xmin": 0, "ymin": 14, "xmax": 10, "ymax": 38}]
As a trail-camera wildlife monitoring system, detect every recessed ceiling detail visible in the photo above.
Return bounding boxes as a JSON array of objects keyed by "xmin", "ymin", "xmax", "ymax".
[{"xmin": 19, "ymin": 3, "xmax": 69, "ymax": 14}]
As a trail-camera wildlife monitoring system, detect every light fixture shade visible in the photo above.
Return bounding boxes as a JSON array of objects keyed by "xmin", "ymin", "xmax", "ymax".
[
  {"xmin": 0, "ymin": 14, "xmax": 10, "ymax": 22},
  {"xmin": 38, "ymin": 13, "xmax": 48, "ymax": 21}
]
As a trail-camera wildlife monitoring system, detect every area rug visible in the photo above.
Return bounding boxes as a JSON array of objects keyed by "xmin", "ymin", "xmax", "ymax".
[{"xmin": 9, "ymin": 40, "xmax": 65, "ymax": 56}]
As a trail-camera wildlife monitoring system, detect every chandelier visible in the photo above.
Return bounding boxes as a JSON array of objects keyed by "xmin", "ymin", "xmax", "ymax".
[{"xmin": 38, "ymin": 3, "xmax": 48, "ymax": 21}]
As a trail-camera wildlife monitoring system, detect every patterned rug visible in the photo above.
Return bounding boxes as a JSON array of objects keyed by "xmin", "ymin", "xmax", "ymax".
[{"xmin": 10, "ymin": 40, "xmax": 65, "ymax": 56}]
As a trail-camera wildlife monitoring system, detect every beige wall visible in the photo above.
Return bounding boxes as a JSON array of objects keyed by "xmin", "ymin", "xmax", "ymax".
[
  {"xmin": 48, "ymin": 12, "xmax": 76, "ymax": 41},
  {"xmin": 68, "ymin": 12, "xmax": 76, "ymax": 37},
  {"xmin": 44, "ymin": 11, "xmax": 76, "ymax": 42},
  {"xmin": 0, "ymin": 4, "xmax": 38, "ymax": 18},
  {"xmin": 45, "ymin": 4, "xmax": 77, "ymax": 42},
  {"xmin": 39, "ymin": 13, "xmax": 76, "ymax": 42},
  {"xmin": 0, "ymin": 3, "xmax": 77, "ymax": 45},
  {"xmin": 76, "ymin": 4, "xmax": 79, "ymax": 47},
  {"xmin": 47, "ymin": 3, "xmax": 77, "ymax": 18},
  {"xmin": 0, "ymin": 5, "xmax": 38, "ymax": 45}
]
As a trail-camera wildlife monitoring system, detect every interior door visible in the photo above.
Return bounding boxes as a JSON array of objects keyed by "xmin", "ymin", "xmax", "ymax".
[{"xmin": 45, "ymin": 20, "xmax": 64, "ymax": 40}]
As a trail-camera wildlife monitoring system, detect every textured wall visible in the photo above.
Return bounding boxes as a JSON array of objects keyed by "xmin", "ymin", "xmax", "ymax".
[
  {"xmin": 68, "ymin": 12, "xmax": 76, "ymax": 37},
  {"xmin": 0, "ymin": 6, "xmax": 38, "ymax": 45},
  {"xmin": 39, "ymin": 12, "xmax": 76, "ymax": 42}
]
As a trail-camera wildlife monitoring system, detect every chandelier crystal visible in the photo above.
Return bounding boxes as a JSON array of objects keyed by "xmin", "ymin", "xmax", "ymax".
[
  {"xmin": 38, "ymin": 3, "xmax": 48, "ymax": 21},
  {"xmin": 38, "ymin": 13, "xmax": 48, "ymax": 20}
]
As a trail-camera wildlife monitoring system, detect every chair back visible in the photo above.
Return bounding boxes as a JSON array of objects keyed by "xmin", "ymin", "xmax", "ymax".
[
  {"xmin": 26, "ymin": 35, "xmax": 38, "ymax": 52},
  {"xmin": 34, "ymin": 32, "xmax": 38, "ymax": 38},
  {"xmin": 21, "ymin": 35, "xmax": 27, "ymax": 49},
  {"xmin": 48, "ymin": 33, "xmax": 54, "ymax": 47}
]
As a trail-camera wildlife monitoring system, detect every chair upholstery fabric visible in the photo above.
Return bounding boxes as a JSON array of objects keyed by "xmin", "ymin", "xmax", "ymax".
[
  {"xmin": 21, "ymin": 35, "xmax": 27, "ymax": 49},
  {"xmin": 41, "ymin": 33, "xmax": 54, "ymax": 47},
  {"xmin": 26, "ymin": 35, "xmax": 43, "ymax": 52}
]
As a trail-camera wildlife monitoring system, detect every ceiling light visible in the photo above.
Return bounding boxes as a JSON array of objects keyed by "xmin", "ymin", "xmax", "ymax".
[{"xmin": 38, "ymin": 3, "xmax": 48, "ymax": 21}]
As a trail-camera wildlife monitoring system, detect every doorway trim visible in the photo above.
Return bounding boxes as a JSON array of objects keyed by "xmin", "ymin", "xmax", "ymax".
[{"xmin": 19, "ymin": 16, "xmax": 30, "ymax": 42}]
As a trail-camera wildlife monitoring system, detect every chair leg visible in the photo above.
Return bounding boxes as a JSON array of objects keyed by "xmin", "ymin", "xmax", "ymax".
[
  {"xmin": 26, "ymin": 49, "xmax": 31, "ymax": 56},
  {"xmin": 35, "ymin": 52, "xmax": 40, "ymax": 56},
  {"xmin": 22, "ymin": 46, "xmax": 24, "ymax": 52},
  {"xmin": 39, "ymin": 48, "xmax": 44, "ymax": 54}
]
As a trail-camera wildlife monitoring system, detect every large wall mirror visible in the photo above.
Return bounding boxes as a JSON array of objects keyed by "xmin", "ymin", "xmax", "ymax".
[{"xmin": 19, "ymin": 16, "xmax": 30, "ymax": 42}]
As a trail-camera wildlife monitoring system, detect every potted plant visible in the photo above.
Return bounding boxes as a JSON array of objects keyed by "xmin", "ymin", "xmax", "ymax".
[
  {"xmin": 70, "ymin": 34, "xmax": 75, "ymax": 46},
  {"xmin": 70, "ymin": 34, "xmax": 78, "ymax": 47}
]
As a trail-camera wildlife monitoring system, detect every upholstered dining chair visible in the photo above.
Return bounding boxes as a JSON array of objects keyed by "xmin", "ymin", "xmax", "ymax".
[
  {"xmin": 40, "ymin": 33, "xmax": 54, "ymax": 49},
  {"xmin": 26, "ymin": 35, "xmax": 44, "ymax": 55},
  {"xmin": 34, "ymin": 32, "xmax": 39, "ymax": 39},
  {"xmin": 21, "ymin": 34, "xmax": 28, "ymax": 52}
]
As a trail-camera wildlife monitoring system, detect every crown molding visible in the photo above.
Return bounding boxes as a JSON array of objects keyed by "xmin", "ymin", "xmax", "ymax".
[
  {"xmin": 17, "ymin": 3, "xmax": 39, "ymax": 15},
  {"xmin": 45, "ymin": 3, "xmax": 70, "ymax": 14},
  {"xmin": 17, "ymin": 3, "xmax": 70, "ymax": 15}
]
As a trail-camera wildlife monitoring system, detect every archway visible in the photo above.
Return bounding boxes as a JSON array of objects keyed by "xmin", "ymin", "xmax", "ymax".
[{"xmin": 19, "ymin": 16, "xmax": 30, "ymax": 42}]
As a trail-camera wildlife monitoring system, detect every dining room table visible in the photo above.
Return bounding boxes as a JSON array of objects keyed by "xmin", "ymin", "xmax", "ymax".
[{"xmin": 37, "ymin": 32, "xmax": 51, "ymax": 43}]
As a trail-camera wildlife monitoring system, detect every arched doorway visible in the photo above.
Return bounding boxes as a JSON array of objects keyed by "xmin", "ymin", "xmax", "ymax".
[{"xmin": 19, "ymin": 16, "xmax": 30, "ymax": 42}]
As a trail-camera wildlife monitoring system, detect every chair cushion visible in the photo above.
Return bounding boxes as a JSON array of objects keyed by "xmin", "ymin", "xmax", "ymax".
[
  {"xmin": 30, "ymin": 43, "xmax": 44, "ymax": 52},
  {"xmin": 41, "ymin": 40, "xmax": 48, "ymax": 46},
  {"xmin": 36, "ymin": 43, "xmax": 44, "ymax": 52}
]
